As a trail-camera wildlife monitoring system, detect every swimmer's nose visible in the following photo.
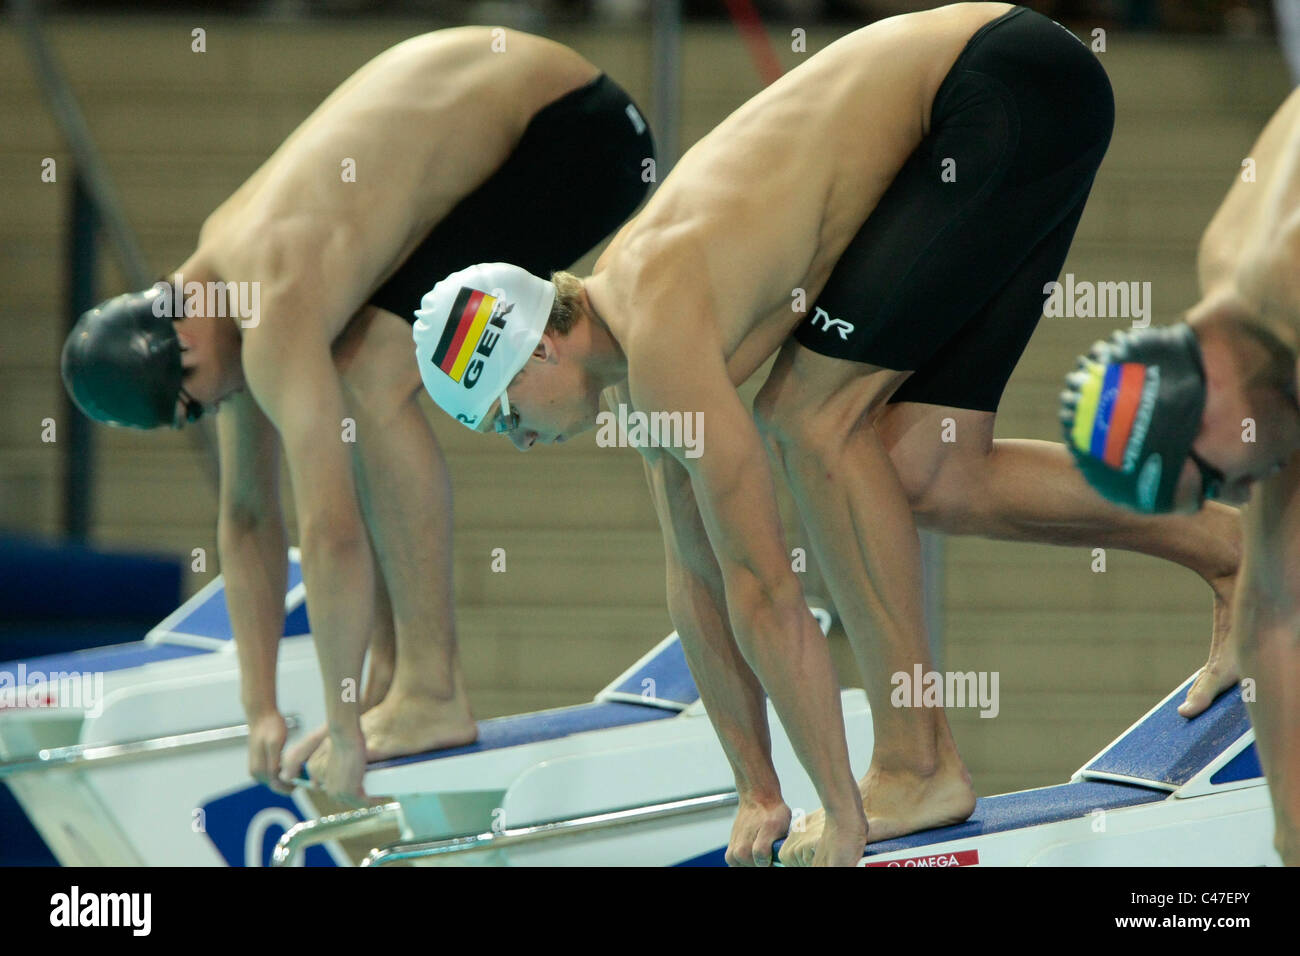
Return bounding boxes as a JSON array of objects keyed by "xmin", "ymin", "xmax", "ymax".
[{"xmin": 509, "ymin": 430, "xmax": 537, "ymax": 452}]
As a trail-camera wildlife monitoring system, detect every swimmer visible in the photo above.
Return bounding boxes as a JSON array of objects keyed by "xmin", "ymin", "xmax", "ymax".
[
  {"xmin": 1062, "ymin": 87, "xmax": 1300, "ymax": 865},
  {"xmin": 60, "ymin": 28, "xmax": 654, "ymax": 801},
  {"xmin": 414, "ymin": 4, "xmax": 1239, "ymax": 865}
]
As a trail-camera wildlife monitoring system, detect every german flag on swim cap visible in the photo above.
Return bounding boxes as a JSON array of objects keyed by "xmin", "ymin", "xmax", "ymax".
[
  {"xmin": 413, "ymin": 263, "xmax": 555, "ymax": 430},
  {"xmin": 1060, "ymin": 324, "xmax": 1208, "ymax": 514},
  {"xmin": 432, "ymin": 287, "xmax": 501, "ymax": 383}
]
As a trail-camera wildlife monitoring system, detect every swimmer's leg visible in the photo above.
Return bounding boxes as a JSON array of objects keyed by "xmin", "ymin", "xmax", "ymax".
[
  {"xmin": 281, "ymin": 551, "xmax": 397, "ymax": 785},
  {"xmin": 876, "ymin": 184, "xmax": 1240, "ymax": 720},
  {"xmin": 360, "ymin": 562, "xmax": 397, "ymax": 709},
  {"xmin": 334, "ymin": 306, "xmax": 477, "ymax": 759},
  {"xmin": 1234, "ymin": 452, "xmax": 1300, "ymax": 864},
  {"xmin": 756, "ymin": 342, "xmax": 977, "ymax": 865},
  {"xmin": 879, "ymin": 402, "xmax": 1242, "ymax": 717}
]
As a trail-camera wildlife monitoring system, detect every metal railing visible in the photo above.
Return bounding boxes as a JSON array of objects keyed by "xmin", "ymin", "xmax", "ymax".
[
  {"xmin": 11, "ymin": 0, "xmax": 218, "ymax": 539},
  {"xmin": 271, "ymin": 801, "xmax": 402, "ymax": 867},
  {"xmin": 361, "ymin": 789, "xmax": 738, "ymax": 866},
  {"xmin": 0, "ymin": 716, "xmax": 298, "ymax": 776}
]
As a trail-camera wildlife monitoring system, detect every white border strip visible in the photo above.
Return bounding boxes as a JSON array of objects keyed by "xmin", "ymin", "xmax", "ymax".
[{"xmin": 598, "ymin": 691, "xmax": 688, "ymax": 712}]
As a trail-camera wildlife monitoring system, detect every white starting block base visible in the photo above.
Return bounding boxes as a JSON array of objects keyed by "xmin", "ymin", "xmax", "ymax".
[{"xmin": 0, "ymin": 552, "xmax": 1280, "ymax": 866}]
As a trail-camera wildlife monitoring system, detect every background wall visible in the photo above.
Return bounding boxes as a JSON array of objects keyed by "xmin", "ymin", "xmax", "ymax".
[{"xmin": 1, "ymin": 6, "xmax": 1290, "ymax": 796}]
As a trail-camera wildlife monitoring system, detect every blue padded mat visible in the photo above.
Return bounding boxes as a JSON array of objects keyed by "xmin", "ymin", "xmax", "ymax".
[
  {"xmin": 680, "ymin": 779, "xmax": 1168, "ymax": 866},
  {"xmin": 606, "ymin": 637, "xmax": 699, "ymax": 706},
  {"xmin": 1, "ymin": 641, "xmax": 211, "ymax": 677},
  {"xmin": 369, "ymin": 701, "xmax": 677, "ymax": 769},
  {"xmin": 865, "ymin": 779, "xmax": 1165, "ymax": 856},
  {"xmin": 1083, "ymin": 679, "xmax": 1251, "ymax": 787},
  {"xmin": 160, "ymin": 562, "xmax": 307, "ymax": 640}
]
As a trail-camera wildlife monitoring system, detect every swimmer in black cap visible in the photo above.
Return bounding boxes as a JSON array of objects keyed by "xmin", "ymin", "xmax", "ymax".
[
  {"xmin": 61, "ymin": 29, "xmax": 654, "ymax": 801},
  {"xmin": 1064, "ymin": 88, "xmax": 1300, "ymax": 865},
  {"xmin": 421, "ymin": 4, "xmax": 1246, "ymax": 865}
]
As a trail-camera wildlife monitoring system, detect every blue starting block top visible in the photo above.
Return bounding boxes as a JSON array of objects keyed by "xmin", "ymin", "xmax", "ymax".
[
  {"xmin": 369, "ymin": 701, "xmax": 677, "ymax": 769},
  {"xmin": 1082, "ymin": 677, "xmax": 1254, "ymax": 788},
  {"xmin": 597, "ymin": 635, "xmax": 700, "ymax": 710},
  {"xmin": 152, "ymin": 560, "xmax": 308, "ymax": 643},
  {"xmin": 0, "ymin": 642, "xmax": 211, "ymax": 678},
  {"xmin": 0, "ymin": 556, "xmax": 313, "ymax": 685},
  {"xmin": 865, "ymin": 779, "xmax": 1165, "ymax": 856},
  {"xmin": 682, "ymin": 779, "xmax": 1167, "ymax": 867}
]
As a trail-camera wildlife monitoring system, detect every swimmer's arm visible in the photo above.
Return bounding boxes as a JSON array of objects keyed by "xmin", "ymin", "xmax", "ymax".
[
  {"xmin": 616, "ymin": 381, "xmax": 782, "ymax": 801},
  {"xmin": 242, "ymin": 316, "xmax": 374, "ymax": 754},
  {"xmin": 628, "ymin": 347, "xmax": 863, "ymax": 823},
  {"xmin": 1235, "ymin": 454, "xmax": 1300, "ymax": 865},
  {"xmin": 215, "ymin": 391, "xmax": 289, "ymax": 719}
]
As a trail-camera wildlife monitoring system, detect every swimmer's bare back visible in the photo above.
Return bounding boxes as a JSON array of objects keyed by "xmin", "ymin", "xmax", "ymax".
[
  {"xmin": 189, "ymin": 28, "xmax": 600, "ymax": 343},
  {"xmin": 1197, "ymin": 87, "xmax": 1300, "ymax": 335},
  {"xmin": 586, "ymin": 2, "xmax": 1013, "ymax": 385}
]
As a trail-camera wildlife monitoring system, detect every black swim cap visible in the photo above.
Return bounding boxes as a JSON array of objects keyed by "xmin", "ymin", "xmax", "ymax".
[
  {"xmin": 1060, "ymin": 324, "xmax": 1208, "ymax": 513},
  {"xmin": 61, "ymin": 287, "xmax": 196, "ymax": 430}
]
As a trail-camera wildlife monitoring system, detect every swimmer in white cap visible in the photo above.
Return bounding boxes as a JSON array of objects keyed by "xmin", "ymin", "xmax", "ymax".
[{"xmin": 417, "ymin": 4, "xmax": 1243, "ymax": 864}]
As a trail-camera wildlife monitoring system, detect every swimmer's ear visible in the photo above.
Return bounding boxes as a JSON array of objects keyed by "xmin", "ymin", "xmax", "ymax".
[{"xmin": 532, "ymin": 333, "xmax": 559, "ymax": 363}]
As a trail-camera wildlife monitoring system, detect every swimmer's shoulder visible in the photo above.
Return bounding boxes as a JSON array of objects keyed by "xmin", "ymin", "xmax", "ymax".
[{"xmin": 591, "ymin": 222, "xmax": 719, "ymax": 360}]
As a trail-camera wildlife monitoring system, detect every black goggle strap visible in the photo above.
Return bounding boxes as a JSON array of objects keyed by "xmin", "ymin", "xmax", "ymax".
[
  {"xmin": 1187, "ymin": 448, "xmax": 1225, "ymax": 502},
  {"xmin": 177, "ymin": 386, "xmax": 204, "ymax": 425}
]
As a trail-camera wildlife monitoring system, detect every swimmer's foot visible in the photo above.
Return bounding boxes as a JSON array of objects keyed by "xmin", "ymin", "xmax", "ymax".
[
  {"xmin": 1179, "ymin": 571, "xmax": 1241, "ymax": 718},
  {"xmin": 359, "ymin": 689, "xmax": 478, "ymax": 761},
  {"xmin": 780, "ymin": 760, "xmax": 975, "ymax": 866}
]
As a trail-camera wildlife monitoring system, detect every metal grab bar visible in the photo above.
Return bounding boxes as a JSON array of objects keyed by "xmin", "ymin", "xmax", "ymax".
[
  {"xmin": 11, "ymin": 0, "xmax": 149, "ymax": 285},
  {"xmin": 0, "ymin": 716, "xmax": 299, "ymax": 776},
  {"xmin": 271, "ymin": 801, "xmax": 401, "ymax": 867},
  {"xmin": 13, "ymin": 0, "xmax": 221, "ymax": 502},
  {"xmin": 361, "ymin": 789, "xmax": 739, "ymax": 866}
]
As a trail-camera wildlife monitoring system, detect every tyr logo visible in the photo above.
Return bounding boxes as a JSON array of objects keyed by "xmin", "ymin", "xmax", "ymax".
[{"xmin": 811, "ymin": 307, "xmax": 855, "ymax": 340}]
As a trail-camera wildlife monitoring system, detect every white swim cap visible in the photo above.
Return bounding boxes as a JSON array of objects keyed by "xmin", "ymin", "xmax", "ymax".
[{"xmin": 413, "ymin": 263, "xmax": 555, "ymax": 430}]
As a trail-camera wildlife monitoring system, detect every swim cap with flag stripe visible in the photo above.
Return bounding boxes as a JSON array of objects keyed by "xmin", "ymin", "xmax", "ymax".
[
  {"xmin": 413, "ymin": 263, "xmax": 555, "ymax": 430},
  {"xmin": 1060, "ymin": 324, "xmax": 1208, "ymax": 513}
]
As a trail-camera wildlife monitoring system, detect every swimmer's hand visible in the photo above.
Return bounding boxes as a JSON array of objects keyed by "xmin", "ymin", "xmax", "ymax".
[
  {"xmin": 725, "ymin": 794, "xmax": 791, "ymax": 867},
  {"xmin": 809, "ymin": 811, "xmax": 869, "ymax": 867},
  {"xmin": 248, "ymin": 709, "xmax": 293, "ymax": 795},
  {"xmin": 278, "ymin": 722, "xmax": 330, "ymax": 790},
  {"xmin": 305, "ymin": 728, "xmax": 369, "ymax": 806}
]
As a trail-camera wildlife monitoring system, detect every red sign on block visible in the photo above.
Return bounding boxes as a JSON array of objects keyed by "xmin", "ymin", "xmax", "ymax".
[{"xmin": 863, "ymin": 849, "xmax": 979, "ymax": 867}]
